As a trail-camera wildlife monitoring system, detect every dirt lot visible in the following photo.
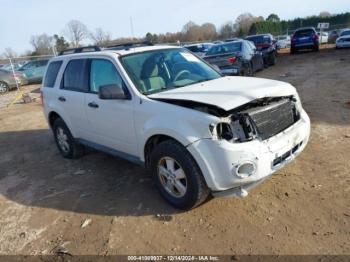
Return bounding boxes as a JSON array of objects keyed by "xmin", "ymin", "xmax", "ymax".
[{"xmin": 0, "ymin": 47, "xmax": 349, "ymax": 256}]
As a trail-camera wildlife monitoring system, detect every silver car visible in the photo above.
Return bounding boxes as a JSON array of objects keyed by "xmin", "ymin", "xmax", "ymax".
[{"xmin": 0, "ymin": 69, "xmax": 28, "ymax": 94}]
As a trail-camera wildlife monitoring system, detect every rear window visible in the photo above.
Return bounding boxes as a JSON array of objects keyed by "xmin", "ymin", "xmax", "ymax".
[
  {"xmin": 43, "ymin": 61, "xmax": 62, "ymax": 87},
  {"xmin": 341, "ymin": 30, "xmax": 350, "ymax": 37},
  {"xmin": 62, "ymin": 59, "xmax": 89, "ymax": 92},
  {"xmin": 246, "ymin": 35, "xmax": 271, "ymax": 44},
  {"xmin": 295, "ymin": 29, "xmax": 314, "ymax": 37},
  {"xmin": 206, "ymin": 42, "xmax": 242, "ymax": 55}
]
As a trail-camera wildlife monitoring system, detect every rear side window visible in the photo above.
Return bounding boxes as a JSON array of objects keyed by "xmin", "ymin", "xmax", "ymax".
[
  {"xmin": 43, "ymin": 61, "xmax": 62, "ymax": 87},
  {"xmin": 62, "ymin": 59, "xmax": 88, "ymax": 92}
]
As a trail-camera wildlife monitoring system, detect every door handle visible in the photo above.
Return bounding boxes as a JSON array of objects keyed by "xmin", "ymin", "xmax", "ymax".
[
  {"xmin": 88, "ymin": 102, "xmax": 99, "ymax": 108},
  {"xmin": 58, "ymin": 96, "xmax": 66, "ymax": 102}
]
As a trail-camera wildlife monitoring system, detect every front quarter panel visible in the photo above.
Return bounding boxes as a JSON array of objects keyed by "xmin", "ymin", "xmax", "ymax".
[{"xmin": 135, "ymin": 98, "xmax": 219, "ymax": 161}]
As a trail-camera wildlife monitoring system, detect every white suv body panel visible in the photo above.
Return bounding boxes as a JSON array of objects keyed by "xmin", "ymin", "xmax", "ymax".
[{"xmin": 42, "ymin": 46, "xmax": 310, "ymax": 195}]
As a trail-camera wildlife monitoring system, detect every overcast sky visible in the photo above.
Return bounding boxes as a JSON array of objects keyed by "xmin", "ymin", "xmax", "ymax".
[{"xmin": 1, "ymin": 0, "xmax": 349, "ymax": 54}]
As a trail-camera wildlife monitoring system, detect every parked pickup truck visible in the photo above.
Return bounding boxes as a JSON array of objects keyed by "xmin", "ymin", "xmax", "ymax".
[{"xmin": 41, "ymin": 43, "xmax": 310, "ymax": 209}]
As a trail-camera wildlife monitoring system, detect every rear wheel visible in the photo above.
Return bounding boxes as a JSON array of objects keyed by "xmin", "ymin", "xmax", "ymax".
[
  {"xmin": 290, "ymin": 48, "xmax": 297, "ymax": 55},
  {"xmin": 269, "ymin": 53, "xmax": 277, "ymax": 65},
  {"xmin": 314, "ymin": 45, "xmax": 319, "ymax": 52},
  {"xmin": 150, "ymin": 140, "xmax": 210, "ymax": 210},
  {"xmin": 0, "ymin": 81, "xmax": 9, "ymax": 94},
  {"xmin": 243, "ymin": 62, "xmax": 253, "ymax": 76},
  {"xmin": 53, "ymin": 118, "xmax": 84, "ymax": 159}
]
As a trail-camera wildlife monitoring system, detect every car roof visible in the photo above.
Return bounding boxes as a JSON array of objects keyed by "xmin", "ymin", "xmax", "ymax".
[
  {"xmin": 52, "ymin": 45, "xmax": 181, "ymax": 61},
  {"xmin": 246, "ymin": 34, "xmax": 272, "ymax": 38},
  {"xmin": 295, "ymin": 27, "xmax": 316, "ymax": 31}
]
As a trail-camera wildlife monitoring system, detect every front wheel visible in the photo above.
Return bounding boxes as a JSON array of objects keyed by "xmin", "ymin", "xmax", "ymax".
[
  {"xmin": 0, "ymin": 81, "xmax": 9, "ymax": 94},
  {"xmin": 269, "ymin": 53, "xmax": 277, "ymax": 66},
  {"xmin": 150, "ymin": 140, "xmax": 210, "ymax": 210}
]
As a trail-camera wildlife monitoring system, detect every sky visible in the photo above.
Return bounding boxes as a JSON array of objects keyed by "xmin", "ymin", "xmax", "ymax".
[{"xmin": 0, "ymin": 0, "xmax": 349, "ymax": 54}]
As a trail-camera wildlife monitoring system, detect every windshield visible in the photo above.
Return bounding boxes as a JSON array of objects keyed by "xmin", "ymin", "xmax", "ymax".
[
  {"xmin": 246, "ymin": 35, "xmax": 271, "ymax": 44},
  {"xmin": 206, "ymin": 42, "xmax": 242, "ymax": 55},
  {"xmin": 120, "ymin": 48, "xmax": 221, "ymax": 95}
]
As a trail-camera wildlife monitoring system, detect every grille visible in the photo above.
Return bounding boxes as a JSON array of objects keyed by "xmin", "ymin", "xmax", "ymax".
[{"xmin": 247, "ymin": 99, "xmax": 298, "ymax": 140}]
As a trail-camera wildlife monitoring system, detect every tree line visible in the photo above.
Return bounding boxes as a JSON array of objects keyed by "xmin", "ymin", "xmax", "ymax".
[{"xmin": 1, "ymin": 11, "xmax": 349, "ymax": 59}]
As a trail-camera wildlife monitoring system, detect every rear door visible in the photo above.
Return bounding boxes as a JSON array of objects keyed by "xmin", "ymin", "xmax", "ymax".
[
  {"xmin": 84, "ymin": 58, "xmax": 137, "ymax": 156},
  {"xmin": 56, "ymin": 59, "xmax": 90, "ymax": 139}
]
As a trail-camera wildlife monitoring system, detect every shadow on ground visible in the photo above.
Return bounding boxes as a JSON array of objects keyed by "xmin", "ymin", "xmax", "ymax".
[{"xmin": 0, "ymin": 129, "xmax": 181, "ymax": 217}]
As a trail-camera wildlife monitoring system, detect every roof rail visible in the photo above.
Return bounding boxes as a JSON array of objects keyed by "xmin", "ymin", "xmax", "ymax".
[
  {"xmin": 58, "ymin": 46, "xmax": 101, "ymax": 56},
  {"xmin": 106, "ymin": 41, "xmax": 153, "ymax": 51}
]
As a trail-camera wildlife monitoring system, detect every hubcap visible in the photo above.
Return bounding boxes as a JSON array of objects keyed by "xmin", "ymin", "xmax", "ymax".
[
  {"xmin": 157, "ymin": 157, "xmax": 187, "ymax": 198},
  {"xmin": 56, "ymin": 127, "xmax": 70, "ymax": 153},
  {"xmin": 0, "ymin": 83, "xmax": 8, "ymax": 93}
]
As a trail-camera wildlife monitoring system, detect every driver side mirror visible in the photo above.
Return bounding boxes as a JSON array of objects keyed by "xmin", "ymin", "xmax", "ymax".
[{"xmin": 98, "ymin": 84, "xmax": 129, "ymax": 100}]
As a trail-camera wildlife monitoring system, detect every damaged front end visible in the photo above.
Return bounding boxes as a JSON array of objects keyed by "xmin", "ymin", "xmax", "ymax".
[
  {"xmin": 155, "ymin": 96, "xmax": 301, "ymax": 143},
  {"xmin": 212, "ymin": 96, "xmax": 301, "ymax": 143}
]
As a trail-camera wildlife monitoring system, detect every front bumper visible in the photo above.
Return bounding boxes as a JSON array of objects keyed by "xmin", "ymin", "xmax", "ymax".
[{"xmin": 187, "ymin": 109, "xmax": 310, "ymax": 195}]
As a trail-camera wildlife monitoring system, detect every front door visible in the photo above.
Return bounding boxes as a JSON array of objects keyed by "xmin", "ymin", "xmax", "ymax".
[{"xmin": 84, "ymin": 58, "xmax": 137, "ymax": 156}]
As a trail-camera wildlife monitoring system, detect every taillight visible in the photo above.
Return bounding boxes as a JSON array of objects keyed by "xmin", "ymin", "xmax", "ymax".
[
  {"xmin": 313, "ymin": 34, "xmax": 319, "ymax": 40},
  {"xmin": 291, "ymin": 36, "xmax": 297, "ymax": 42},
  {"xmin": 228, "ymin": 57, "xmax": 237, "ymax": 63}
]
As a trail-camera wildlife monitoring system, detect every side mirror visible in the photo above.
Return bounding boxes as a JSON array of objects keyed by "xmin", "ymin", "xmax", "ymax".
[{"xmin": 98, "ymin": 84, "xmax": 128, "ymax": 100}]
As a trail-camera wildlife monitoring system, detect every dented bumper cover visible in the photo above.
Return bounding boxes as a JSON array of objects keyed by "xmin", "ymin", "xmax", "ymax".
[{"xmin": 187, "ymin": 109, "xmax": 310, "ymax": 195}]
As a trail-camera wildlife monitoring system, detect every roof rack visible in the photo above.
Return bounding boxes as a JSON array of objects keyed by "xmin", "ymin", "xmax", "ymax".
[
  {"xmin": 106, "ymin": 41, "xmax": 153, "ymax": 51},
  {"xmin": 58, "ymin": 46, "xmax": 101, "ymax": 56}
]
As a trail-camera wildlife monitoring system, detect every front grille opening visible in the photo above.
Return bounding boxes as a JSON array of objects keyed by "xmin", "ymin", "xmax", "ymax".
[
  {"xmin": 273, "ymin": 141, "xmax": 303, "ymax": 167},
  {"xmin": 242, "ymin": 98, "xmax": 299, "ymax": 141}
]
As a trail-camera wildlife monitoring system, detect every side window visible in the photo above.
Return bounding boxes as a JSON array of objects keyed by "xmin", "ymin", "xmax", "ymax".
[
  {"xmin": 43, "ymin": 61, "xmax": 62, "ymax": 87},
  {"xmin": 62, "ymin": 59, "xmax": 88, "ymax": 92},
  {"xmin": 90, "ymin": 59, "xmax": 124, "ymax": 93}
]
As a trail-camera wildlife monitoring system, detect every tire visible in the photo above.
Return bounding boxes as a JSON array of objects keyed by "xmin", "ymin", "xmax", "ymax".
[
  {"xmin": 149, "ymin": 140, "xmax": 210, "ymax": 210},
  {"xmin": 244, "ymin": 62, "xmax": 253, "ymax": 76},
  {"xmin": 53, "ymin": 118, "xmax": 84, "ymax": 159},
  {"xmin": 269, "ymin": 53, "xmax": 276, "ymax": 66},
  {"xmin": 0, "ymin": 81, "xmax": 9, "ymax": 94},
  {"xmin": 314, "ymin": 45, "xmax": 319, "ymax": 52}
]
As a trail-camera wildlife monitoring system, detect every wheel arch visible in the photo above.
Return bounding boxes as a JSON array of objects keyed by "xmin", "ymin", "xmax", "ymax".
[{"xmin": 143, "ymin": 134, "xmax": 185, "ymax": 168}]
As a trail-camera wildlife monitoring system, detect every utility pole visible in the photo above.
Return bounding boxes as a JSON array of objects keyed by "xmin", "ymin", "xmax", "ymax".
[{"xmin": 130, "ymin": 17, "xmax": 135, "ymax": 38}]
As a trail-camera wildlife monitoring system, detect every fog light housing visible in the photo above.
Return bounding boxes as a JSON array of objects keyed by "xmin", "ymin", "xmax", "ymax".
[{"xmin": 235, "ymin": 162, "xmax": 256, "ymax": 178}]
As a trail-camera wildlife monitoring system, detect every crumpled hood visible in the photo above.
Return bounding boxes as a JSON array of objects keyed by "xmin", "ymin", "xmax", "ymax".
[{"xmin": 148, "ymin": 76, "xmax": 297, "ymax": 111}]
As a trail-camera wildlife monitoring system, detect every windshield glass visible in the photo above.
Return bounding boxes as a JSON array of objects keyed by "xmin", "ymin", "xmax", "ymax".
[
  {"xmin": 206, "ymin": 42, "xmax": 242, "ymax": 55},
  {"xmin": 120, "ymin": 48, "xmax": 221, "ymax": 95}
]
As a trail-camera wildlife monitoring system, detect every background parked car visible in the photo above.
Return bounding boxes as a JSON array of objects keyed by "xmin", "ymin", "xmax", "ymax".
[
  {"xmin": 317, "ymin": 31, "xmax": 329, "ymax": 44},
  {"xmin": 291, "ymin": 27, "xmax": 319, "ymax": 54},
  {"xmin": 336, "ymin": 29, "xmax": 350, "ymax": 49},
  {"xmin": 245, "ymin": 34, "xmax": 277, "ymax": 66},
  {"xmin": 0, "ymin": 69, "xmax": 28, "ymax": 94},
  {"xmin": 276, "ymin": 35, "xmax": 291, "ymax": 49},
  {"xmin": 184, "ymin": 43, "xmax": 214, "ymax": 57},
  {"xmin": 17, "ymin": 59, "xmax": 49, "ymax": 84},
  {"xmin": 0, "ymin": 62, "xmax": 24, "ymax": 71},
  {"xmin": 203, "ymin": 40, "xmax": 264, "ymax": 76}
]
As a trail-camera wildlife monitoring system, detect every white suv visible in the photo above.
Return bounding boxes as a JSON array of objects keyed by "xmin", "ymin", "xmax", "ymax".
[{"xmin": 41, "ymin": 44, "xmax": 310, "ymax": 209}]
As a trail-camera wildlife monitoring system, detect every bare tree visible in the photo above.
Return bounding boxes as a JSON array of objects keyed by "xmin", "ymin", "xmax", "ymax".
[
  {"xmin": 2, "ymin": 48, "xmax": 17, "ymax": 59},
  {"xmin": 200, "ymin": 23, "xmax": 217, "ymax": 40},
  {"xmin": 219, "ymin": 22, "xmax": 235, "ymax": 39},
  {"xmin": 319, "ymin": 11, "xmax": 332, "ymax": 18},
  {"xmin": 30, "ymin": 34, "xmax": 54, "ymax": 55},
  {"xmin": 234, "ymin": 13, "xmax": 259, "ymax": 36},
  {"xmin": 90, "ymin": 28, "xmax": 112, "ymax": 46},
  {"xmin": 65, "ymin": 20, "xmax": 89, "ymax": 47}
]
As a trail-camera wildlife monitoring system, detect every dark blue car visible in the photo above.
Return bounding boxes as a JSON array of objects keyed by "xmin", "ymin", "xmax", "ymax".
[{"xmin": 291, "ymin": 27, "xmax": 319, "ymax": 54}]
